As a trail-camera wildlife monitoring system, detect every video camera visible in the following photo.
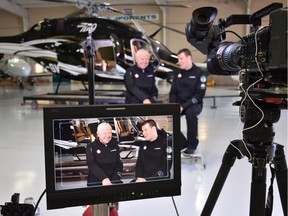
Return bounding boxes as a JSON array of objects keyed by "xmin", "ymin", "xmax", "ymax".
[
  {"xmin": 185, "ymin": 3, "xmax": 287, "ymax": 100},
  {"xmin": 0, "ymin": 193, "xmax": 36, "ymax": 216},
  {"xmin": 185, "ymin": 3, "xmax": 287, "ymax": 144}
]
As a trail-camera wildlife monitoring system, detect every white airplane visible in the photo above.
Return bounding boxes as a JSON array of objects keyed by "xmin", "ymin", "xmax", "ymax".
[
  {"xmin": 0, "ymin": 55, "xmax": 31, "ymax": 78},
  {"xmin": 0, "ymin": 55, "xmax": 54, "ymax": 88}
]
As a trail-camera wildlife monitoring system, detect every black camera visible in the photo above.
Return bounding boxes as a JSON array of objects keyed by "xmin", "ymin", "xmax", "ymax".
[
  {"xmin": 185, "ymin": 3, "xmax": 287, "ymax": 99},
  {"xmin": 185, "ymin": 2, "xmax": 287, "ymax": 144},
  {"xmin": 1, "ymin": 193, "xmax": 35, "ymax": 216}
]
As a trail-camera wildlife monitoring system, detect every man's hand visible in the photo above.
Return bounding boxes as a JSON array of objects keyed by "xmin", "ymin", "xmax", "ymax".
[
  {"xmin": 102, "ymin": 178, "xmax": 112, "ymax": 185},
  {"xmin": 143, "ymin": 98, "xmax": 151, "ymax": 104},
  {"xmin": 135, "ymin": 177, "xmax": 147, "ymax": 182}
]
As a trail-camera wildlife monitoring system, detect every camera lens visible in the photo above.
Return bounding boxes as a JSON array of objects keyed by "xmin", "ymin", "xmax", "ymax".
[{"xmin": 207, "ymin": 42, "xmax": 242, "ymax": 75}]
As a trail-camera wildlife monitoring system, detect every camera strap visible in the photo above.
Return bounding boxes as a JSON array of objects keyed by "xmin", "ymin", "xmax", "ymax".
[{"xmin": 265, "ymin": 163, "xmax": 276, "ymax": 216}]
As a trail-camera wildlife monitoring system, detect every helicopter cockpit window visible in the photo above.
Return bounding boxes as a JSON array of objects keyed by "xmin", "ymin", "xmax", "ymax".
[
  {"xmin": 150, "ymin": 39, "xmax": 173, "ymax": 60},
  {"xmin": 130, "ymin": 39, "xmax": 160, "ymax": 69},
  {"xmin": 93, "ymin": 39, "xmax": 116, "ymax": 72},
  {"xmin": 31, "ymin": 22, "xmax": 43, "ymax": 32}
]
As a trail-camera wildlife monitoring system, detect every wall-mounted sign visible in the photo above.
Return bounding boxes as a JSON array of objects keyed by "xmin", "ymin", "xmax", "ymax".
[{"xmin": 109, "ymin": 14, "xmax": 159, "ymax": 22}]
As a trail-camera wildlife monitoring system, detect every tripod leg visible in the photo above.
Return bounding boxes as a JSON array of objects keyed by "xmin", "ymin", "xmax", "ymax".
[
  {"xmin": 274, "ymin": 144, "xmax": 287, "ymax": 216},
  {"xmin": 249, "ymin": 150, "xmax": 267, "ymax": 216},
  {"xmin": 201, "ymin": 143, "xmax": 241, "ymax": 216}
]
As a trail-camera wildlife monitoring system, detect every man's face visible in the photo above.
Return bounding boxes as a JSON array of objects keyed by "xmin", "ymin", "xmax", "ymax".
[
  {"xmin": 142, "ymin": 123, "xmax": 155, "ymax": 141},
  {"xmin": 97, "ymin": 124, "xmax": 112, "ymax": 144},
  {"xmin": 177, "ymin": 52, "xmax": 192, "ymax": 70},
  {"xmin": 136, "ymin": 52, "xmax": 150, "ymax": 70}
]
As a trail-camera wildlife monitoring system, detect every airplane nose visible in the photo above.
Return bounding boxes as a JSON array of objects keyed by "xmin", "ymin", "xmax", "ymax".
[{"xmin": 5, "ymin": 58, "xmax": 31, "ymax": 77}]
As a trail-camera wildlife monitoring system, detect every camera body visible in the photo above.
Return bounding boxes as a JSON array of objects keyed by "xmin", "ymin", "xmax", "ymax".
[
  {"xmin": 1, "ymin": 194, "xmax": 35, "ymax": 216},
  {"xmin": 1, "ymin": 203, "xmax": 34, "ymax": 216},
  {"xmin": 186, "ymin": 3, "xmax": 287, "ymax": 143},
  {"xmin": 185, "ymin": 3, "xmax": 287, "ymax": 98}
]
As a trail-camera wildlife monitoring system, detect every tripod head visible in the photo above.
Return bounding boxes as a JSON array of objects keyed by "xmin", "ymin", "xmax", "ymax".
[{"xmin": 233, "ymin": 93, "xmax": 286, "ymax": 146}]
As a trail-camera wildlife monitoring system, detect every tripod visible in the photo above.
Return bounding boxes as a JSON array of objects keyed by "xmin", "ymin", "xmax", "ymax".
[{"xmin": 201, "ymin": 100, "xmax": 287, "ymax": 216}]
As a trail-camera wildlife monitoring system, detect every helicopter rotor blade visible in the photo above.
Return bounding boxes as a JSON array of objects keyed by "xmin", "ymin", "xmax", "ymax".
[
  {"xmin": 38, "ymin": 0, "xmax": 188, "ymax": 35},
  {"xmin": 39, "ymin": 0, "xmax": 128, "ymax": 17},
  {"xmin": 39, "ymin": 0, "xmax": 191, "ymax": 9},
  {"xmin": 39, "ymin": 0, "xmax": 74, "ymax": 3},
  {"xmin": 133, "ymin": 17, "xmax": 185, "ymax": 35},
  {"xmin": 149, "ymin": 27, "xmax": 163, "ymax": 38},
  {"xmin": 102, "ymin": 3, "xmax": 191, "ymax": 8},
  {"xmin": 39, "ymin": 0, "xmax": 75, "ymax": 3},
  {"xmin": 41, "ymin": 0, "xmax": 191, "ymax": 8},
  {"xmin": 64, "ymin": 8, "xmax": 86, "ymax": 18}
]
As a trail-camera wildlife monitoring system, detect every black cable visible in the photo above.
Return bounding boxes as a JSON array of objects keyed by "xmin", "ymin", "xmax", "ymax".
[
  {"xmin": 171, "ymin": 196, "xmax": 179, "ymax": 216},
  {"xmin": 32, "ymin": 188, "xmax": 46, "ymax": 216},
  {"xmin": 218, "ymin": 30, "xmax": 244, "ymax": 43}
]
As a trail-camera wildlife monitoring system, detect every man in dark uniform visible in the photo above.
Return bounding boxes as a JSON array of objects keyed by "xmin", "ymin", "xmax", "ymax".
[
  {"xmin": 135, "ymin": 119, "xmax": 168, "ymax": 182},
  {"xmin": 86, "ymin": 122, "xmax": 123, "ymax": 186},
  {"xmin": 124, "ymin": 49, "xmax": 158, "ymax": 104},
  {"xmin": 169, "ymin": 48, "xmax": 207, "ymax": 155}
]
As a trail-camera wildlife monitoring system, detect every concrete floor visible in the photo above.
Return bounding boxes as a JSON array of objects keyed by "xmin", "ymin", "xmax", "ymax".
[{"xmin": 0, "ymin": 80, "xmax": 287, "ymax": 216}]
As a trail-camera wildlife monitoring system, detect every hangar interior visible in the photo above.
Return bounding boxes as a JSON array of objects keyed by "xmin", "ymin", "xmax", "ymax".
[{"xmin": 0, "ymin": 1, "xmax": 287, "ymax": 216}]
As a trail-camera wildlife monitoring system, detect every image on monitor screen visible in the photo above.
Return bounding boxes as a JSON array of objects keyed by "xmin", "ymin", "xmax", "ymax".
[{"xmin": 44, "ymin": 104, "xmax": 181, "ymax": 209}]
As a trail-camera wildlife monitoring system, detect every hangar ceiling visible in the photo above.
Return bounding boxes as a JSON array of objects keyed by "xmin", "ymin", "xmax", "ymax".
[
  {"xmin": 2, "ymin": 0, "xmax": 163, "ymax": 9},
  {"xmin": 0, "ymin": 0, "xmax": 186, "ymax": 17},
  {"xmin": 0, "ymin": 0, "xmax": 192, "ymax": 37}
]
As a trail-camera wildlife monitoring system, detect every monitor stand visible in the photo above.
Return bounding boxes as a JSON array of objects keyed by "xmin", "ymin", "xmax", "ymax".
[{"xmin": 92, "ymin": 204, "xmax": 109, "ymax": 216}]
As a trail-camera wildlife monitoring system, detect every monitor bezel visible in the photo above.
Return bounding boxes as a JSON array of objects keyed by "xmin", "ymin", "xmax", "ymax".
[{"xmin": 43, "ymin": 103, "xmax": 181, "ymax": 209}]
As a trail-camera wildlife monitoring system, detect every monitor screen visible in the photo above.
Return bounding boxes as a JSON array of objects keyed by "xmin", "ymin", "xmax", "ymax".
[{"xmin": 43, "ymin": 103, "xmax": 181, "ymax": 209}]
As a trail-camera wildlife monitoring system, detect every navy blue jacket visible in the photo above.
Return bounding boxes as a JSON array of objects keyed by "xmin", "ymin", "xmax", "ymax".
[
  {"xmin": 124, "ymin": 65, "xmax": 158, "ymax": 104},
  {"xmin": 169, "ymin": 65, "xmax": 207, "ymax": 110},
  {"xmin": 135, "ymin": 130, "xmax": 168, "ymax": 179},
  {"xmin": 86, "ymin": 139, "xmax": 123, "ymax": 185}
]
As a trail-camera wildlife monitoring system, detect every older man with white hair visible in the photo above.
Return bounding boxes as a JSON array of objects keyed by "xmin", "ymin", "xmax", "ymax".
[
  {"xmin": 124, "ymin": 48, "xmax": 158, "ymax": 104},
  {"xmin": 86, "ymin": 122, "xmax": 123, "ymax": 186}
]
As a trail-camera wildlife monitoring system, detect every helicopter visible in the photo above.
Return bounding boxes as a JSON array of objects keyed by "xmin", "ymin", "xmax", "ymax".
[{"xmin": 0, "ymin": 1, "xmax": 191, "ymax": 93}]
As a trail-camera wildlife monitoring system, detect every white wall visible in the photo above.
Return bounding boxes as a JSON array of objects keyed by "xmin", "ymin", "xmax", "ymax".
[{"xmin": 0, "ymin": 10, "xmax": 23, "ymax": 35}]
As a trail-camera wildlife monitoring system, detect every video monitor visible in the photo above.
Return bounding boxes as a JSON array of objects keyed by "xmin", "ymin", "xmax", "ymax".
[{"xmin": 43, "ymin": 103, "xmax": 181, "ymax": 209}]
